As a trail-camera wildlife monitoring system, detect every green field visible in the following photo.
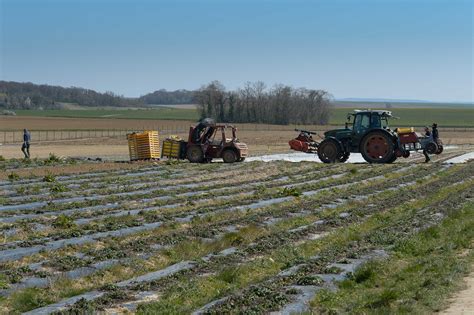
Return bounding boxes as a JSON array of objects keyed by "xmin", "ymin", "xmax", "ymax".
[
  {"xmin": 13, "ymin": 107, "xmax": 199, "ymax": 121},
  {"xmin": 331, "ymin": 107, "xmax": 474, "ymax": 127},
  {"xmin": 12, "ymin": 106, "xmax": 474, "ymax": 127}
]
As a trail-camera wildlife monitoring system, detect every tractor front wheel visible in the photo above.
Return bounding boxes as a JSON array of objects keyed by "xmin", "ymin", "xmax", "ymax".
[
  {"xmin": 186, "ymin": 146, "xmax": 205, "ymax": 163},
  {"xmin": 222, "ymin": 149, "xmax": 238, "ymax": 163},
  {"xmin": 361, "ymin": 131, "xmax": 395, "ymax": 163},
  {"xmin": 318, "ymin": 139, "xmax": 342, "ymax": 163}
]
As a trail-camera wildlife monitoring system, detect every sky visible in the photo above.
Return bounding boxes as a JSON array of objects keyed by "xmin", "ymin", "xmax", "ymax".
[{"xmin": 0, "ymin": 0, "xmax": 473, "ymax": 102}]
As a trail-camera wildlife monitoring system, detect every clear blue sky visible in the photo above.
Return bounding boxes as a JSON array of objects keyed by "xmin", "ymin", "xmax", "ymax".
[{"xmin": 0, "ymin": 0, "xmax": 472, "ymax": 102}]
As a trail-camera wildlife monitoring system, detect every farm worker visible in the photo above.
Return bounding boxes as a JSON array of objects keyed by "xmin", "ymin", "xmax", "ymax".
[
  {"xmin": 21, "ymin": 129, "xmax": 31, "ymax": 159},
  {"xmin": 432, "ymin": 123, "xmax": 439, "ymax": 141},
  {"xmin": 422, "ymin": 126, "xmax": 431, "ymax": 163}
]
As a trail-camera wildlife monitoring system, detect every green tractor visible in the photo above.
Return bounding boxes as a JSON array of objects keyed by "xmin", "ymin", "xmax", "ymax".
[{"xmin": 289, "ymin": 110, "xmax": 442, "ymax": 163}]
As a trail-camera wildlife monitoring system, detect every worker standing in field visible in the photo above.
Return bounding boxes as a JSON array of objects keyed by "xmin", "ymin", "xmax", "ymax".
[
  {"xmin": 432, "ymin": 123, "xmax": 439, "ymax": 141},
  {"xmin": 21, "ymin": 129, "xmax": 31, "ymax": 159},
  {"xmin": 422, "ymin": 126, "xmax": 431, "ymax": 163}
]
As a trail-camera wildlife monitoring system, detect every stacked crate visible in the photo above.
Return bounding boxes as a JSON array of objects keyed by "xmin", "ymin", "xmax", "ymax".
[
  {"xmin": 161, "ymin": 136, "xmax": 187, "ymax": 159},
  {"xmin": 127, "ymin": 131, "xmax": 160, "ymax": 161}
]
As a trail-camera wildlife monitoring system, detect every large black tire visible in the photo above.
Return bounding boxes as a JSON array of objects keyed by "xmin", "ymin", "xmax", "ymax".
[
  {"xmin": 360, "ymin": 131, "xmax": 395, "ymax": 163},
  {"xmin": 222, "ymin": 149, "xmax": 238, "ymax": 163},
  {"xmin": 318, "ymin": 139, "xmax": 342, "ymax": 163},
  {"xmin": 436, "ymin": 144, "xmax": 443, "ymax": 154},
  {"xmin": 387, "ymin": 154, "xmax": 397, "ymax": 163},
  {"xmin": 186, "ymin": 146, "xmax": 204, "ymax": 163},
  {"xmin": 338, "ymin": 152, "xmax": 350, "ymax": 163}
]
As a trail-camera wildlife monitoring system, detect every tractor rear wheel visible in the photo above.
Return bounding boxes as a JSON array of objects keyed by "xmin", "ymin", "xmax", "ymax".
[
  {"xmin": 222, "ymin": 149, "xmax": 238, "ymax": 163},
  {"xmin": 361, "ymin": 131, "xmax": 395, "ymax": 163},
  {"xmin": 387, "ymin": 154, "xmax": 397, "ymax": 163},
  {"xmin": 186, "ymin": 146, "xmax": 204, "ymax": 163},
  {"xmin": 318, "ymin": 139, "xmax": 342, "ymax": 163}
]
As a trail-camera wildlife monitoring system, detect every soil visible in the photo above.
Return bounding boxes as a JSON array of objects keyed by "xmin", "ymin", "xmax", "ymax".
[
  {"xmin": 442, "ymin": 271, "xmax": 474, "ymax": 315},
  {"xmin": 0, "ymin": 160, "xmax": 155, "ymax": 180},
  {"xmin": 1, "ymin": 116, "xmax": 473, "ymax": 161}
]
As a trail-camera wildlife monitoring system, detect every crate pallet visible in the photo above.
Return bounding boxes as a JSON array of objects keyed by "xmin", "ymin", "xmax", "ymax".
[{"xmin": 127, "ymin": 131, "xmax": 160, "ymax": 161}]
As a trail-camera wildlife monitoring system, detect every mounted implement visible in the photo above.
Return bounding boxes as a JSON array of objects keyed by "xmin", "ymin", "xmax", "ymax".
[{"xmin": 289, "ymin": 110, "xmax": 442, "ymax": 163}]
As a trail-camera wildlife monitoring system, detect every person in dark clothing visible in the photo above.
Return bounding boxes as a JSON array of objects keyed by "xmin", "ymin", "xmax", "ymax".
[
  {"xmin": 422, "ymin": 126, "xmax": 431, "ymax": 163},
  {"xmin": 432, "ymin": 123, "xmax": 439, "ymax": 141},
  {"xmin": 21, "ymin": 129, "xmax": 31, "ymax": 158}
]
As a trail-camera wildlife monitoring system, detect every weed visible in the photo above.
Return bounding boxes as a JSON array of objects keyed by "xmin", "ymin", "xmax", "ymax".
[
  {"xmin": 217, "ymin": 266, "xmax": 241, "ymax": 284},
  {"xmin": 0, "ymin": 274, "xmax": 9, "ymax": 289},
  {"xmin": 10, "ymin": 287, "xmax": 54, "ymax": 313},
  {"xmin": 48, "ymin": 255, "xmax": 89, "ymax": 271},
  {"xmin": 42, "ymin": 174, "xmax": 56, "ymax": 182},
  {"xmin": 165, "ymin": 159, "xmax": 180, "ymax": 165},
  {"xmin": 49, "ymin": 182, "xmax": 68, "ymax": 193},
  {"xmin": 8, "ymin": 172, "xmax": 20, "ymax": 181},
  {"xmin": 43, "ymin": 153, "xmax": 62, "ymax": 165},
  {"xmin": 52, "ymin": 214, "xmax": 76, "ymax": 229},
  {"xmin": 277, "ymin": 187, "xmax": 302, "ymax": 197},
  {"xmin": 349, "ymin": 261, "xmax": 377, "ymax": 283},
  {"xmin": 296, "ymin": 275, "xmax": 324, "ymax": 286},
  {"xmin": 16, "ymin": 186, "xmax": 26, "ymax": 195}
]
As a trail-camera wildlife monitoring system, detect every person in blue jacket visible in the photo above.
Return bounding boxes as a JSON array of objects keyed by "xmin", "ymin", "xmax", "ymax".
[{"xmin": 21, "ymin": 129, "xmax": 31, "ymax": 158}]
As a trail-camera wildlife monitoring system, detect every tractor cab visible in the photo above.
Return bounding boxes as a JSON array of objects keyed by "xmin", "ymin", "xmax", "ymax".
[{"xmin": 346, "ymin": 110, "xmax": 392, "ymax": 135}]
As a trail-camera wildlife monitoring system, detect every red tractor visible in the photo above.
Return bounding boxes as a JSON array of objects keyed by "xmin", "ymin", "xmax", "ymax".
[{"xmin": 186, "ymin": 118, "xmax": 248, "ymax": 163}]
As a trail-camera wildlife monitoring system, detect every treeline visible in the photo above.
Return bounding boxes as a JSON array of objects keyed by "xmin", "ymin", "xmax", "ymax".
[
  {"xmin": 0, "ymin": 81, "xmax": 197, "ymax": 109},
  {"xmin": 0, "ymin": 81, "xmax": 142, "ymax": 109},
  {"xmin": 195, "ymin": 81, "xmax": 333, "ymax": 125},
  {"xmin": 0, "ymin": 80, "xmax": 334, "ymax": 125},
  {"xmin": 139, "ymin": 89, "xmax": 194, "ymax": 105}
]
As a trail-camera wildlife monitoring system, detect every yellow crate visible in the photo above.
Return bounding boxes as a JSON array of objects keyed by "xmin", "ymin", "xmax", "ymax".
[
  {"xmin": 127, "ymin": 131, "xmax": 160, "ymax": 161},
  {"xmin": 161, "ymin": 138, "xmax": 183, "ymax": 159}
]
